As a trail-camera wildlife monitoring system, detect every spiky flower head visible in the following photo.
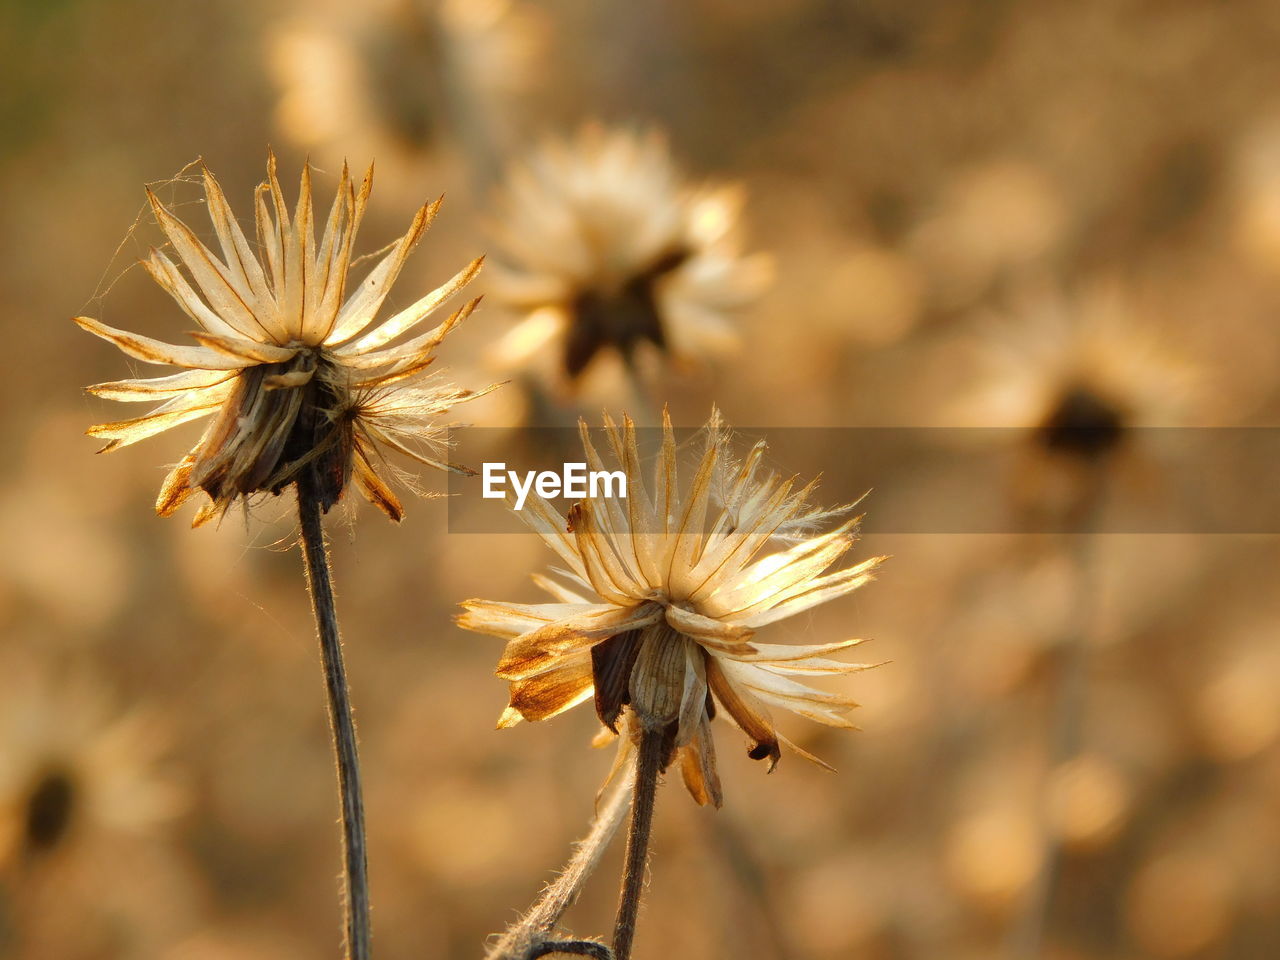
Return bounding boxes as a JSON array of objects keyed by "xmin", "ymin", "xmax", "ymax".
[
  {"xmin": 488, "ymin": 125, "xmax": 772, "ymax": 383},
  {"xmin": 458, "ymin": 411, "xmax": 884, "ymax": 806},
  {"xmin": 77, "ymin": 155, "xmax": 491, "ymax": 524}
]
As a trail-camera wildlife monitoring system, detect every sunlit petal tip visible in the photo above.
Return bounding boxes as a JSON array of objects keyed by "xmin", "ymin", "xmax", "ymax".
[
  {"xmin": 778, "ymin": 733, "xmax": 837, "ymax": 772},
  {"xmin": 497, "ymin": 706, "xmax": 524, "ymax": 729},
  {"xmin": 452, "ymin": 407, "xmax": 884, "ymax": 800}
]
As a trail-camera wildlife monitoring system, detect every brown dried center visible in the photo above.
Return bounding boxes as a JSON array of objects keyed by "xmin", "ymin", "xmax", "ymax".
[
  {"xmin": 24, "ymin": 766, "xmax": 76, "ymax": 853},
  {"xmin": 564, "ymin": 247, "xmax": 690, "ymax": 377},
  {"xmin": 192, "ymin": 349, "xmax": 356, "ymax": 511}
]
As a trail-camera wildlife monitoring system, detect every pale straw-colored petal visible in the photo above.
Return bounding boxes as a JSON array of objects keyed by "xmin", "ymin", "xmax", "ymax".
[
  {"xmin": 531, "ymin": 571, "xmax": 595, "ymax": 604},
  {"xmin": 334, "ymin": 255, "xmax": 483, "ymax": 352},
  {"xmin": 699, "ymin": 519, "xmax": 859, "ymax": 618},
  {"xmin": 568, "ymin": 501, "xmax": 647, "ymax": 605},
  {"xmin": 87, "ymin": 392, "xmax": 229, "ymax": 448},
  {"xmin": 143, "ymin": 249, "xmax": 252, "ymax": 341},
  {"xmin": 86, "ymin": 368, "xmax": 235, "ymax": 401},
  {"xmin": 147, "ymin": 188, "xmax": 268, "ymax": 341},
  {"xmin": 188, "ymin": 332, "xmax": 301, "ymax": 365},
  {"xmin": 325, "ymin": 197, "xmax": 440, "ymax": 345},
  {"xmin": 727, "ymin": 555, "xmax": 886, "ymax": 628},
  {"xmin": 335, "ymin": 296, "xmax": 480, "ymax": 369},
  {"xmin": 199, "ymin": 165, "xmax": 277, "ymax": 329},
  {"xmin": 74, "ymin": 316, "xmax": 255, "ymax": 370}
]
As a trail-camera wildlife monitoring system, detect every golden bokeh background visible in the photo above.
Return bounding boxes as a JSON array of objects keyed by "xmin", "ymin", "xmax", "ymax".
[{"xmin": 2, "ymin": 1, "xmax": 1278, "ymax": 958}]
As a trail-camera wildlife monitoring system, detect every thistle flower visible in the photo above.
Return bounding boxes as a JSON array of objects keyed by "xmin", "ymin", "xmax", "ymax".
[
  {"xmin": 77, "ymin": 155, "xmax": 488, "ymax": 524},
  {"xmin": 488, "ymin": 125, "xmax": 772, "ymax": 382},
  {"xmin": 459, "ymin": 411, "xmax": 884, "ymax": 806}
]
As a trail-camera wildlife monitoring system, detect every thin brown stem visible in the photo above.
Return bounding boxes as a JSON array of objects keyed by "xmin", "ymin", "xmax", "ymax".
[
  {"xmin": 297, "ymin": 473, "xmax": 371, "ymax": 960},
  {"xmin": 1008, "ymin": 468, "xmax": 1107, "ymax": 960},
  {"xmin": 612, "ymin": 729, "xmax": 664, "ymax": 960}
]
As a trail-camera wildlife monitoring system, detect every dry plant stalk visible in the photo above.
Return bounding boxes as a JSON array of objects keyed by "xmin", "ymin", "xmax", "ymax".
[
  {"xmin": 485, "ymin": 774, "xmax": 633, "ymax": 960},
  {"xmin": 78, "ymin": 156, "xmax": 491, "ymax": 959},
  {"xmin": 462, "ymin": 409, "xmax": 885, "ymax": 958}
]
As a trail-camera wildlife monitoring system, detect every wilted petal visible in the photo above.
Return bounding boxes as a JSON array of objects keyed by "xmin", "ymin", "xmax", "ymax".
[
  {"xmin": 678, "ymin": 713, "xmax": 722, "ymax": 807},
  {"xmin": 334, "ymin": 296, "xmax": 480, "ymax": 369},
  {"xmin": 706, "ymin": 654, "xmax": 780, "ymax": 769},
  {"xmin": 456, "ymin": 599, "xmax": 600, "ymax": 640},
  {"xmin": 189, "ymin": 332, "xmax": 300, "ymax": 365},
  {"xmin": 351, "ymin": 444, "xmax": 403, "ymax": 521},
  {"xmin": 700, "ymin": 519, "xmax": 859, "ymax": 618},
  {"xmin": 665, "ymin": 603, "xmax": 753, "ymax": 646},
  {"xmin": 337, "ymin": 255, "xmax": 483, "ymax": 352},
  {"xmin": 156, "ymin": 446, "xmax": 201, "ymax": 516},
  {"xmin": 87, "ymin": 368, "xmax": 234, "ymax": 401},
  {"xmin": 496, "ymin": 603, "xmax": 662, "ymax": 680},
  {"xmin": 143, "ymin": 249, "xmax": 250, "ymax": 341},
  {"xmin": 147, "ymin": 188, "xmax": 267, "ymax": 340},
  {"xmin": 326, "ymin": 197, "xmax": 440, "ymax": 345},
  {"xmin": 200, "ymin": 165, "xmax": 276, "ymax": 326},
  {"xmin": 75, "ymin": 317, "xmax": 253, "ymax": 370},
  {"xmin": 532, "ymin": 571, "xmax": 595, "ymax": 604},
  {"xmin": 87, "ymin": 392, "xmax": 230, "ymax": 449},
  {"xmin": 506, "ymin": 656, "xmax": 595, "ymax": 724}
]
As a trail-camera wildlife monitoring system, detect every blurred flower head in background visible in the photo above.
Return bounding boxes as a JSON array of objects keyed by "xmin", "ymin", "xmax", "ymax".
[
  {"xmin": 269, "ymin": 0, "xmax": 544, "ymax": 184},
  {"xmin": 0, "ymin": 657, "xmax": 182, "ymax": 870},
  {"xmin": 958, "ymin": 278, "xmax": 1203, "ymax": 443},
  {"xmin": 77, "ymin": 155, "xmax": 490, "ymax": 524},
  {"xmin": 459, "ymin": 410, "xmax": 884, "ymax": 806},
  {"xmin": 487, "ymin": 125, "xmax": 772, "ymax": 388}
]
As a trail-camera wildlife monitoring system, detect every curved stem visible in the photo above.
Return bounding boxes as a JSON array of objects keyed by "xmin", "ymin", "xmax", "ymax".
[
  {"xmin": 612, "ymin": 729, "xmax": 664, "ymax": 960},
  {"xmin": 486, "ymin": 774, "xmax": 632, "ymax": 960},
  {"xmin": 297, "ymin": 475, "xmax": 371, "ymax": 960}
]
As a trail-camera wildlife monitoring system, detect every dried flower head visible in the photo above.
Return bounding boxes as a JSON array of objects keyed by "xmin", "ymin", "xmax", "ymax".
[
  {"xmin": 269, "ymin": 0, "xmax": 542, "ymax": 175},
  {"xmin": 488, "ymin": 125, "xmax": 772, "ymax": 382},
  {"xmin": 459, "ymin": 411, "xmax": 885, "ymax": 806},
  {"xmin": 958, "ymin": 279, "xmax": 1201, "ymax": 461},
  {"xmin": 0, "ymin": 658, "xmax": 182, "ymax": 868},
  {"xmin": 77, "ymin": 155, "xmax": 490, "ymax": 524}
]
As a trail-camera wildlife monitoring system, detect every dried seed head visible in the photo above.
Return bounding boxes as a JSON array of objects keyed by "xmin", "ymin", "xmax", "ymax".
[
  {"xmin": 460, "ymin": 409, "xmax": 885, "ymax": 805},
  {"xmin": 487, "ymin": 125, "xmax": 771, "ymax": 383},
  {"xmin": 78, "ymin": 155, "xmax": 494, "ymax": 524}
]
